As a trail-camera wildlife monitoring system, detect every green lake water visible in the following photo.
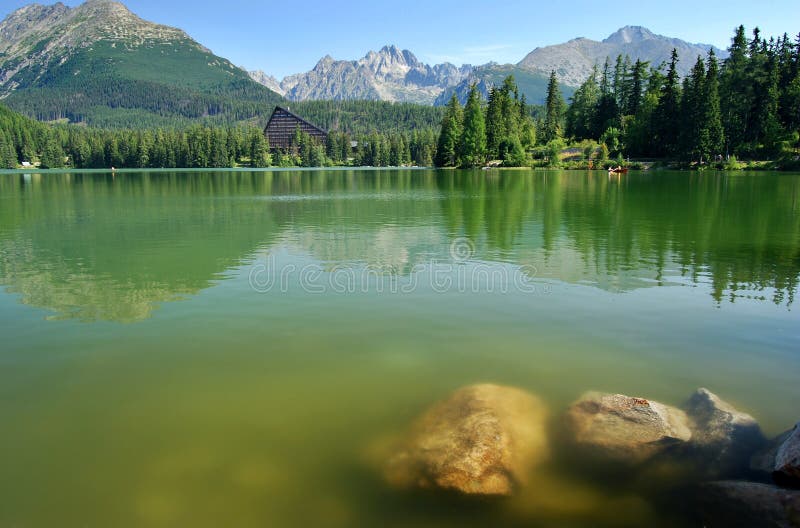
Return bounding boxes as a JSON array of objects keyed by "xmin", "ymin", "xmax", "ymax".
[{"xmin": 0, "ymin": 169, "xmax": 798, "ymax": 527}]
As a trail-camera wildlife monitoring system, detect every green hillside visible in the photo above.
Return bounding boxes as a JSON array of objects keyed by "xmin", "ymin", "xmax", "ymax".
[
  {"xmin": 0, "ymin": 1, "xmax": 284, "ymax": 128},
  {"xmin": 3, "ymin": 40, "xmax": 284, "ymax": 128}
]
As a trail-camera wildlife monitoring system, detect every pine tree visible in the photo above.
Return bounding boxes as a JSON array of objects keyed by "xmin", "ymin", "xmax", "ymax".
[
  {"xmin": 40, "ymin": 136, "xmax": 65, "ymax": 168},
  {"xmin": 627, "ymin": 59, "xmax": 649, "ymax": 116},
  {"xmin": 250, "ymin": 130, "xmax": 271, "ymax": 167},
  {"xmin": 504, "ymin": 135, "xmax": 527, "ymax": 167},
  {"xmin": 458, "ymin": 84, "xmax": 487, "ymax": 167},
  {"xmin": 613, "ymin": 54, "xmax": 626, "ymax": 107},
  {"xmin": 594, "ymin": 58, "xmax": 620, "ymax": 137},
  {"xmin": 136, "ymin": 131, "xmax": 151, "ymax": 168},
  {"xmin": 435, "ymin": 94, "xmax": 463, "ymax": 167},
  {"xmin": 681, "ymin": 56, "xmax": 707, "ymax": 161},
  {"xmin": 757, "ymin": 47, "xmax": 785, "ymax": 154},
  {"xmin": 700, "ymin": 50, "xmax": 725, "ymax": 162},
  {"xmin": 566, "ymin": 66, "xmax": 599, "ymax": 139},
  {"xmin": 543, "ymin": 71, "xmax": 565, "ymax": 143},
  {"xmin": 485, "ymin": 87, "xmax": 505, "ymax": 158},
  {"xmin": 655, "ymin": 49, "xmax": 682, "ymax": 156},
  {"xmin": 0, "ymin": 132, "xmax": 17, "ymax": 169},
  {"xmin": 501, "ymin": 76, "xmax": 521, "ymax": 138},
  {"xmin": 721, "ymin": 25, "xmax": 750, "ymax": 154},
  {"xmin": 785, "ymin": 70, "xmax": 800, "ymax": 134}
]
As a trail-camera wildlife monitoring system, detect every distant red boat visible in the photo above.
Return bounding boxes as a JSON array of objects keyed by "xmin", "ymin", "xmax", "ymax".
[{"xmin": 608, "ymin": 167, "xmax": 629, "ymax": 174}]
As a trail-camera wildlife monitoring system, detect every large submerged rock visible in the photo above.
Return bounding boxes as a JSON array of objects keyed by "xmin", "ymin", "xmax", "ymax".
[
  {"xmin": 683, "ymin": 388, "xmax": 765, "ymax": 476},
  {"xmin": 384, "ymin": 384, "xmax": 549, "ymax": 496},
  {"xmin": 699, "ymin": 481, "xmax": 800, "ymax": 527},
  {"xmin": 564, "ymin": 392, "xmax": 692, "ymax": 463}
]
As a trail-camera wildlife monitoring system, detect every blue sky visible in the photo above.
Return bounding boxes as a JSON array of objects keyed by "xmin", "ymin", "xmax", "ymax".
[{"xmin": 2, "ymin": 0, "xmax": 799, "ymax": 78}]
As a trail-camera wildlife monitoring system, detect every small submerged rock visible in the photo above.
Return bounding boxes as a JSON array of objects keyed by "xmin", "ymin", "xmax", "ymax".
[
  {"xmin": 699, "ymin": 481, "xmax": 800, "ymax": 528},
  {"xmin": 683, "ymin": 388, "xmax": 765, "ymax": 476},
  {"xmin": 776, "ymin": 424, "xmax": 800, "ymax": 485},
  {"xmin": 564, "ymin": 392, "xmax": 692, "ymax": 463},
  {"xmin": 753, "ymin": 423, "xmax": 800, "ymax": 487},
  {"xmin": 751, "ymin": 430, "xmax": 792, "ymax": 475},
  {"xmin": 384, "ymin": 383, "xmax": 549, "ymax": 496}
]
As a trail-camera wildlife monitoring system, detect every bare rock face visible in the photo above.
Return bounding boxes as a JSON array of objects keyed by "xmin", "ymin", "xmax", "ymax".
[
  {"xmin": 776, "ymin": 424, "xmax": 800, "ymax": 485},
  {"xmin": 699, "ymin": 481, "xmax": 800, "ymax": 528},
  {"xmin": 683, "ymin": 388, "xmax": 765, "ymax": 476},
  {"xmin": 517, "ymin": 26, "xmax": 727, "ymax": 88},
  {"xmin": 565, "ymin": 392, "xmax": 692, "ymax": 463},
  {"xmin": 384, "ymin": 384, "xmax": 549, "ymax": 496},
  {"xmin": 279, "ymin": 46, "xmax": 472, "ymax": 104}
]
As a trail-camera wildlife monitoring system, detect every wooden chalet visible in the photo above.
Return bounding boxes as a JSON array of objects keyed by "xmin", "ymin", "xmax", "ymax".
[{"xmin": 264, "ymin": 106, "xmax": 328, "ymax": 150}]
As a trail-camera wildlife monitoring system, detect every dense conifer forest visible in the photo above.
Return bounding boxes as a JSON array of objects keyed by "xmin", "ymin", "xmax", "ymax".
[
  {"xmin": 0, "ymin": 102, "xmax": 439, "ymax": 169},
  {"xmin": 434, "ymin": 26, "xmax": 800, "ymax": 168}
]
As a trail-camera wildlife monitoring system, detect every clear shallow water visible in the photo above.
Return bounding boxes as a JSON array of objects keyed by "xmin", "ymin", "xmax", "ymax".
[{"xmin": 0, "ymin": 169, "xmax": 798, "ymax": 527}]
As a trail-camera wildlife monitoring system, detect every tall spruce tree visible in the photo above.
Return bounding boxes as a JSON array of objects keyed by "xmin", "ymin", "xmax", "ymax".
[
  {"xmin": 0, "ymin": 131, "xmax": 17, "ymax": 168},
  {"xmin": 249, "ymin": 129, "xmax": 271, "ymax": 167},
  {"xmin": 655, "ymin": 49, "xmax": 682, "ymax": 156},
  {"xmin": 543, "ymin": 71, "xmax": 565, "ymax": 143},
  {"xmin": 502, "ymin": 76, "xmax": 521, "ymax": 138},
  {"xmin": 720, "ymin": 25, "xmax": 751, "ymax": 154},
  {"xmin": 566, "ymin": 66, "xmax": 599, "ymax": 139},
  {"xmin": 485, "ymin": 87, "xmax": 506, "ymax": 159},
  {"xmin": 484, "ymin": 76, "xmax": 524, "ymax": 159},
  {"xmin": 627, "ymin": 59, "xmax": 649, "ymax": 116},
  {"xmin": 757, "ymin": 45, "xmax": 785, "ymax": 154},
  {"xmin": 459, "ymin": 84, "xmax": 487, "ymax": 167},
  {"xmin": 700, "ymin": 50, "xmax": 725, "ymax": 162},
  {"xmin": 681, "ymin": 56, "xmax": 707, "ymax": 160},
  {"xmin": 435, "ymin": 94, "xmax": 463, "ymax": 167},
  {"xmin": 624, "ymin": 66, "xmax": 663, "ymax": 157},
  {"xmin": 40, "ymin": 136, "xmax": 65, "ymax": 168},
  {"xmin": 594, "ymin": 58, "xmax": 620, "ymax": 137}
]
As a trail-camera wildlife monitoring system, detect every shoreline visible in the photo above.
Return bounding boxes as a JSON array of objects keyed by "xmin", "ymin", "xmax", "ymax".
[{"xmin": 2, "ymin": 160, "xmax": 799, "ymax": 174}]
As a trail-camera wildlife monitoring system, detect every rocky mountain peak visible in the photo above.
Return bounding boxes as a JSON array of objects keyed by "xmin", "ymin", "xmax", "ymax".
[
  {"xmin": 80, "ymin": 0, "xmax": 131, "ymax": 11},
  {"xmin": 315, "ymin": 55, "xmax": 336, "ymax": 69},
  {"xmin": 518, "ymin": 26, "xmax": 727, "ymax": 87},
  {"xmin": 0, "ymin": 3, "xmax": 70, "ymax": 50},
  {"xmin": 247, "ymin": 69, "xmax": 284, "ymax": 96},
  {"xmin": 604, "ymin": 26, "xmax": 656, "ymax": 45},
  {"xmin": 368, "ymin": 45, "xmax": 419, "ymax": 69},
  {"xmin": 274, "ymin": 45, "xmax": 470, "ymax": 104},
  {"xmin": 380, "ymin": 44, "xmax": 401, "ymax": 55}
]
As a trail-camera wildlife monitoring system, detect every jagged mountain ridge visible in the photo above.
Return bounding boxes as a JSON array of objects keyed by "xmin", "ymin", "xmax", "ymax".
[
  {"xmin": 247, "ymin": 69, "xmax": 284, "ymax": 96},
  {"xmin": 250, "ymin": 27, "xmax": 728, "ymax": 107},
  {"xmin": 517, "ymin": 26, "xmax": 728, "ymax": 87},
  {"xmin": 249, "ymin": 45, "xmax": 472, "ymax": 105}
]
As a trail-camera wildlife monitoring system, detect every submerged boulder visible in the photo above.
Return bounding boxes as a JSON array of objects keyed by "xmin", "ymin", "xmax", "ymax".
[
  {"xmin": 384, "ymin": 384, "xmax": 549, "ymax": 496},
  {"xmin": 699, "ymin": 481, "xmax": 800, "ymax": 527},
  {"xmin": 683, "ymin": 388, "xmax": 765, "ymax": 476},
  {"xmin": 752, "ymin": 429, "xmax": 792, "ymax": 475},
  {"xmin": 776, "ymin": 424, "xmax": 800, "ymax": 485},
  {"xmin": 564, "ymin": 392, "xmax": 692, "ymax": 463},
  {"xmin": 753, "ymin": 423, "xmax": 800, "ymax": 487}
]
